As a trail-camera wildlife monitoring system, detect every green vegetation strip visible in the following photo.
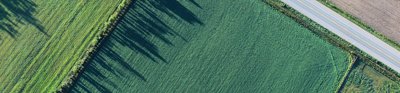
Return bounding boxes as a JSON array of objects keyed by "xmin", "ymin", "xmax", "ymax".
[
  {"xmin": 265, "ymin": 0, "xmax": 400, "ymax": 82},
  {"xmin": 67, "ymin": 0, "xmax": 349, "ymax": 92},
  {"xmin": 58, "ymin": 0, "xmax": 133, "ymax": 92},
  {"xmin": 341, "ymin": 60, "xmax": 400, "ymax": 92},
  {"xmin": 335, "ymin": 54, "xmax": 358, "ymax": 93}
]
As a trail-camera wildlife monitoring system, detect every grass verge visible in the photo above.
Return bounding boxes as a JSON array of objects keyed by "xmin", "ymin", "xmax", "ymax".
[{"xmin": 341, "ymin": 60, "xmax": 400, "ymax": 92}]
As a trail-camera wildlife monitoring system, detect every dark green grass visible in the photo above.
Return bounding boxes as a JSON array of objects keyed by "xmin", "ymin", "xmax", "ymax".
[
  {"xmin": 0, "ymin": 0, "xmax": 42, "ymax": 37},
  {"xmin": 68, "ymin": 0, "xmax": 349, "ymax": 92}
]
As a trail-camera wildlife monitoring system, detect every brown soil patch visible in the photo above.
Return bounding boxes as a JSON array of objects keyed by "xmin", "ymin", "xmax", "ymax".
[{"xmin": 329, "ymin": 0, "xmax": 400, "ymax": 43}]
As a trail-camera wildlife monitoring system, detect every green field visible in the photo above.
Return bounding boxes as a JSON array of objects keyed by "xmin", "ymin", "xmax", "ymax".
[
  {"xmin": 68, "ymin": 0, "xmax": 350, "ymax": 92},
  {"xmin": 0, "ymin": 0, "xmax": 124, "ymax": 92},
  {"xmin": 342, "ymin": 60, "xmax": 400, "ymax": 92}
]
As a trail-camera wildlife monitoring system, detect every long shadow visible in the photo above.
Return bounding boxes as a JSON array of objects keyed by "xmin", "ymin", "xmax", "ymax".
[
  {"xmin": 337, "ymin": 59, "xmax": 361, "ymax": 92},
  {"xmin": 189, "ymin": 0, "xmax": 203, "ymax": 9},
  {"xmin": 149, "ymin": 0, "xmax": 203, "ymax": 25},
  {"xmin": 68, "ymin": 0, "xmax": 203, "ymax": 92},
  {"xmin": 110, "ymin": 0, "xmax": 203, "ymax": 63},
  {"xmin": 0, "ymin": 0, "xmax": 46, "ymax": 38}
]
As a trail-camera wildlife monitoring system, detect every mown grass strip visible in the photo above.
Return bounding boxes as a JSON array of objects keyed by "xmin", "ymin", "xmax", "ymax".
[
  {"xmin": 57, "ymin": 0, "xmax": 133, "ymax": 92},
  {"xmin": 264, "ymin": 0, "xmax": 400, "ymax": 84}
]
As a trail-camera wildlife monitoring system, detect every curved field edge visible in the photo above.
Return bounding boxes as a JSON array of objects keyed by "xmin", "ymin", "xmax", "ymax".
[
  {"xmin": 57, "ymin": 0, "xmax": 133, "ymax": 92},
  {"xmin": 335, "ymin": 54, "xmax": 358, "ymax": 92},
  {"xmin": 68, "ymin": 0, "xmax": 349, "ymax": 92},
  {"xmin": 264, "ymin": 0, "xmax": 400, "ymax": 82}
]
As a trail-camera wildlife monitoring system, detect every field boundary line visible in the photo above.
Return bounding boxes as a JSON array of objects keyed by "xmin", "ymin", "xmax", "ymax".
[
  {"xmin": 57, "ymin": 0, "xmax": 133, "ymax": 92},
  {"xmin": 335, "ymin": 54, "xmax": 357, "ymax": 93}
]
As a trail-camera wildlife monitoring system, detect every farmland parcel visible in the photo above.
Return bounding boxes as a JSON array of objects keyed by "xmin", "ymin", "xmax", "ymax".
[
  {"xmin": 68, "ymin": 0, "xmax": 350, "ymax": 92},
  {"xmin": 327, "ymin": 0, "xmax": 400, "ymax": 44},
  {"xmin": 0, "ymin": 0, "xmax": 125, "ymax": 92}
]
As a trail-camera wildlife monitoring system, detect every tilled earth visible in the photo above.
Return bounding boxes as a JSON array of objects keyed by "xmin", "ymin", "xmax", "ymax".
[{"xmin": 329, "ymin": 0, "xmax": 400, "ymax": 43}]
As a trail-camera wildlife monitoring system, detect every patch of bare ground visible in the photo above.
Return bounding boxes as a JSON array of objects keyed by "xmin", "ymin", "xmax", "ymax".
[{"xmin": 329, "ymin": 0, "xmax": 400, "ymax": 43}]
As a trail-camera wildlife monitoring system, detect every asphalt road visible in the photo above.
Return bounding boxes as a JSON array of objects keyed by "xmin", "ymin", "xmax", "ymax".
[{"xmin": 282, "ymin": 0, "xmax": 400, "ymax": 73}]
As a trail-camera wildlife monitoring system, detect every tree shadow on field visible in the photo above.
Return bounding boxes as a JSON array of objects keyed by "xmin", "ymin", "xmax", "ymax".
[
  {"xmin": 68, "ymin": 0, "xmax": 203, "ymax": 92},
  {"xmin": 0, "ymin": 0, "xmax": 46, "ymax": 38}
]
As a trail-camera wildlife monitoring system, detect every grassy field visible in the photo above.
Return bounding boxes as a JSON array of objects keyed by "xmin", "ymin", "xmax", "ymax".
[
  {"xmin": 342, "ymin": 60, "xmax": 400, "ymax": 92},
  {"xmin": 0, "ymin": 0, "xmax": 124, "ymax": 92},
  {"xmin": 68, "ymin": 0, "xmax": 350, "ymax": 92}
]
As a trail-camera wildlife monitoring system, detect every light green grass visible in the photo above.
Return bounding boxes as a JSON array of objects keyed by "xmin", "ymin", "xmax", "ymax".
[
  {"xmin": 68, "ymin": 0, "xmax": 350, "ymax": 92},
  {"xmin": 342, "ymin": 60, "xmax": 400, "ymax": 92},
  {"xmin": 0, "ymin": 0, "xmax": 124, "ymax": 92}
]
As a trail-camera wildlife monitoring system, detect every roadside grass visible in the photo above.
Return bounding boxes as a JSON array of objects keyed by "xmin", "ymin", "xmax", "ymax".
[
  {"xmin": 265, "ymin": 0, "xmax": 400, "ymax": 83},
  {"xmin": 341, "ymin": 60, "xmax": 400, "ymax": 92},
  {"xmin": 317, "ymin": 0, "xmax": 400, "ymax": 81},
  {"xmin": 67, "ymin": 0, "xmax": 349, "ymax": 92},
  {"xmin": 0, "ymin": 0, "xmax": 125, "ymax": 92}
]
